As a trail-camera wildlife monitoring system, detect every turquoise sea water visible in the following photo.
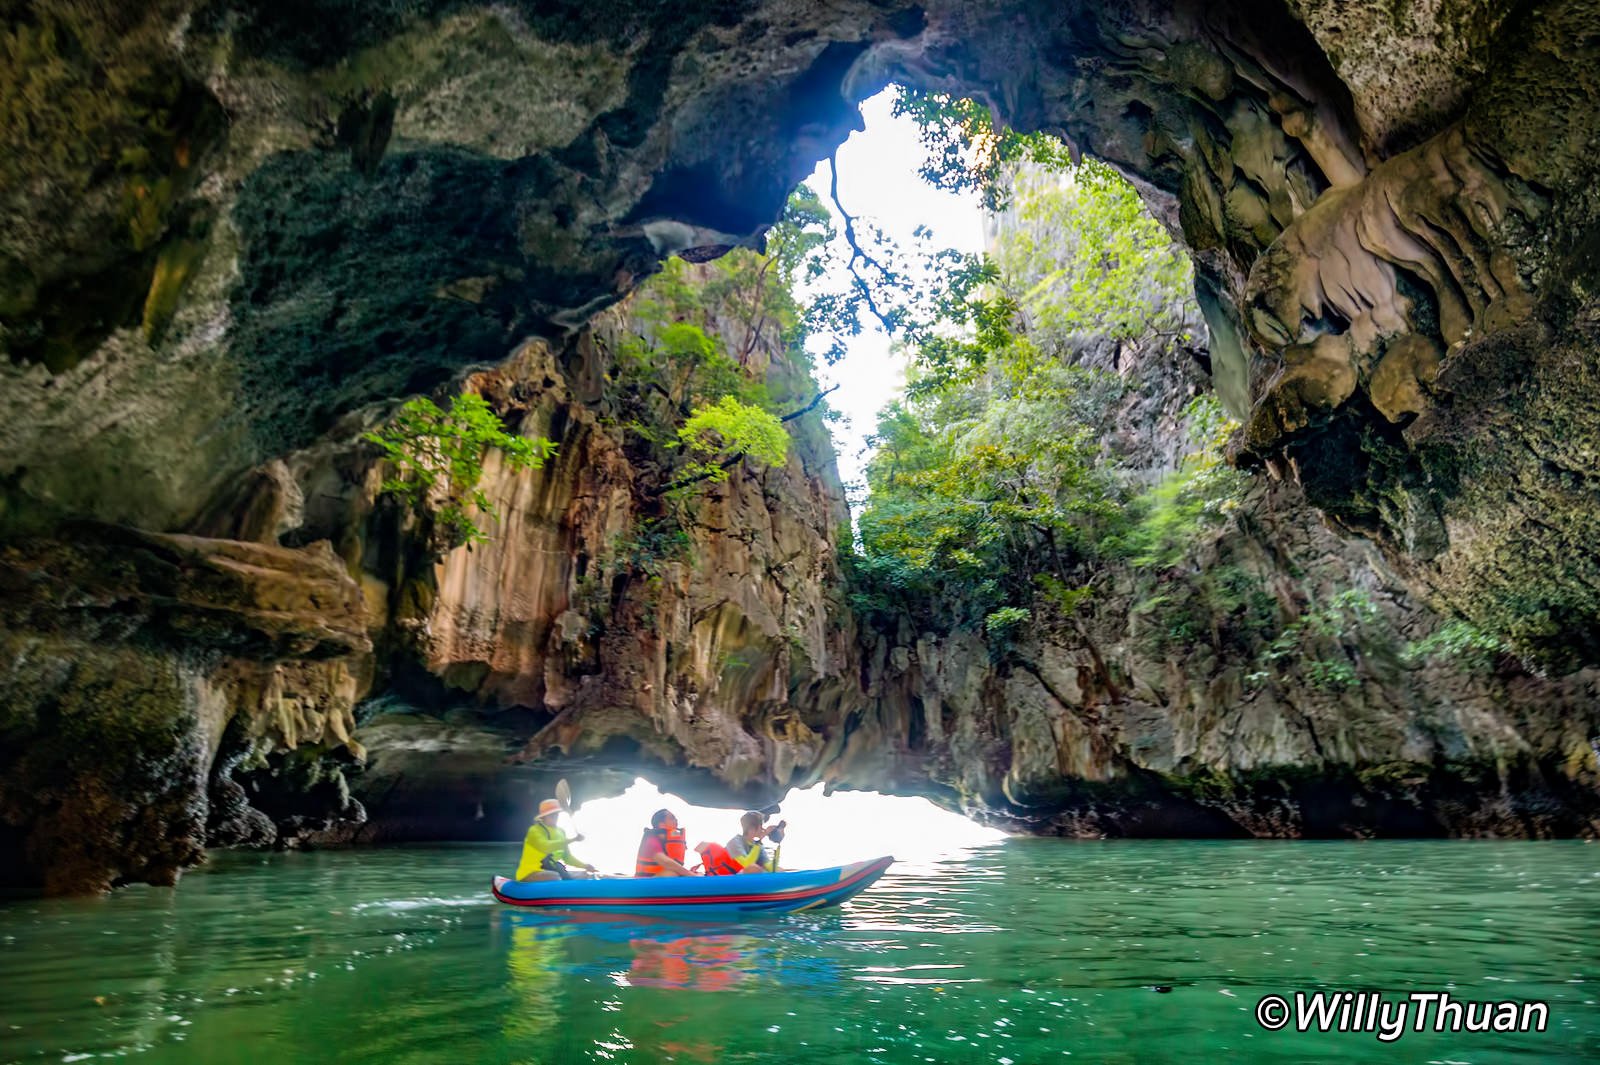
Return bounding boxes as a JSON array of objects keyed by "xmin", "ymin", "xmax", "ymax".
[{"xmin": 2, "ymin": 839, "xmax": 1597, "ymax": 1063}]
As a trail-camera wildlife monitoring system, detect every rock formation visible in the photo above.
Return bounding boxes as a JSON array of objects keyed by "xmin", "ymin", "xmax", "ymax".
[
  {"xmin": 832, "ymin": 318, "xmax": 1600, "ymax": 838},
  {"xmin": 6, "ymin": 0, "xmax": 1599, "ymax": 663},
  {"xmin": 204, "ymin": 256, "xmax": 859, "ymax": 847},
  {"xmin": 0, "ymin": 527, "xmax": 367, "ymax": 892},
  {"xmin": 2, "ymin": 0, "xmax": 1599, "ymax": 889}
]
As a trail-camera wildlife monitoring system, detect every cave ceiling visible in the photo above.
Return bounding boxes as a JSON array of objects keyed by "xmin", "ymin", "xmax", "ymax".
[{"xmin": 1, "ymin": 0, "xmax": 1597, "ymax": 665}]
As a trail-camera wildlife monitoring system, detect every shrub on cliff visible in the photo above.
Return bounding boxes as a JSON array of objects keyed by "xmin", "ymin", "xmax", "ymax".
[{"xmin": 364, "ymin": 392, "xmax": 556, "ymax": 551}]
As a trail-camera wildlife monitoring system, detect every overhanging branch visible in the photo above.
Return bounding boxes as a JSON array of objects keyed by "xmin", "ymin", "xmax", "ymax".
[
  {"xmin": 780, "ymin": 382, "xmax": 840, "ymax": 423},
  {"xmin": 827, "ymin": 150, "xmax": 897, "ymax": 334}
]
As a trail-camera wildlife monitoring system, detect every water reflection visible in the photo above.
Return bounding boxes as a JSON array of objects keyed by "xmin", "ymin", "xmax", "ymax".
[
  {"xmin": 1, "ymin": 841, "xmax": 1596, "ymax": 1064},
  {"xmin": 502, "ymin": 909, "xmax": 829, "ymax": 993},
  {"xmin": 502, "ymin": 920, "xmax": 564, "ymax": 1044}
]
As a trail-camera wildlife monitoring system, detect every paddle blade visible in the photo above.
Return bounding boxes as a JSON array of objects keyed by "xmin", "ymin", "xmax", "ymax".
[{"xmin": 555, "ymin": 779, "xmax": 572, "ymax": 811}]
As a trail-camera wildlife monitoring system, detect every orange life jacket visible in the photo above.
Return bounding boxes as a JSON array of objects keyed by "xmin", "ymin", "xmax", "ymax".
[
  {"xmin": 696, "ymin": 841, "xmax": 744, "ymax": 877},
  {"xmin": 635, "ymin": 827, "xmax": 687, "ymax": 876}
]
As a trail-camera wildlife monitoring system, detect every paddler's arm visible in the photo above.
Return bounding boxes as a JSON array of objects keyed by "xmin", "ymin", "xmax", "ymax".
[
  {"xmin": 558, "ymin": 839, "xmax": 596, "ymax": 873},
  {"xmin": 736, "ymin": 847, "xmax": 767, "ymax": 873}
]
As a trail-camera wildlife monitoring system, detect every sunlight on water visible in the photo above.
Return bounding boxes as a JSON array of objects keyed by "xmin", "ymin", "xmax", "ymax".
[{"xmin": 1, "ymin": 840, "xmax": 1597, "ymax": 1064}]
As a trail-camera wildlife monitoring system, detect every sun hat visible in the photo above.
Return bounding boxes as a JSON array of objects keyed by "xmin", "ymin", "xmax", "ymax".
[{"xmin": 538, "ymin": 798, "xmax": 562, "ymax": 819}]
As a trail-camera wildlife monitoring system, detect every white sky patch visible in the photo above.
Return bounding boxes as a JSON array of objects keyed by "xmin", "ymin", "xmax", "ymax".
[
  {"xmin": 557, "ymin": 777, "xmax": 1004, "ymax": 876},
  {"xmin": 801, "ymin": 88, "xmax": 987, "ymax": 498}
]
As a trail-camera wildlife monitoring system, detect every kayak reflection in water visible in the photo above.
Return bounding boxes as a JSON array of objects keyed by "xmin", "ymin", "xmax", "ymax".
[
  {"xmin": 503, "ymin": 920, "xmax": 566, "ymax": 1045},
  {"xmin": 635, "ymin": 809, "xmax": 695, "ymax": 877},
  {"xmin": 627, "ymin": 931, "xmax": 760, "ymax": 991},
  {"xmin": 516, "ymin": 798, "xmax": 596, "ymax": 881}
]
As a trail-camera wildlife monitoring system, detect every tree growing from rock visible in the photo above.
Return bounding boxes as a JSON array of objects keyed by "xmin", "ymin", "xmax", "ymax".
[{"xmin": 364, "ymin": 392, "xmax": 556, "ymax": 552}]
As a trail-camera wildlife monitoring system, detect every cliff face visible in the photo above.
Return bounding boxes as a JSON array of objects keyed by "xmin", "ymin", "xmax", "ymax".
[
  {"xmin": 832, "ymin": 169, "xmax": 1600, "ymax": 838},
  {"xmin": 4, "ymin": 0, "xmax": 1599, "ymax": 666},
  {"xmin": 3, "ymin": 0, "xmax": 1600, "ymax": 889},
  {"xmin": 201, "ymin": 259, "xmax": 857, "ymax": 846},
  {"xmin": 841, "ymin": 476, "xmax": 1600, "ymax": 837},
  {"xmin": 230, "ymin": 245, "xmax": 1600, "ymax": 851}
]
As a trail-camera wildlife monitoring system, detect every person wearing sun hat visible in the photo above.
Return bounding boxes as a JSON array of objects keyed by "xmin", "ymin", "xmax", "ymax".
[{"xmin": 515, "ymin": 797, "xmax": 596, "ymax": 881}]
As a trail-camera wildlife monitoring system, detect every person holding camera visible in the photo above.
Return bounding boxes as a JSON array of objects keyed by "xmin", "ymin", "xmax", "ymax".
[{"xmin": 726, "ymin": 810, "xmax": 785, "ymax": 873}]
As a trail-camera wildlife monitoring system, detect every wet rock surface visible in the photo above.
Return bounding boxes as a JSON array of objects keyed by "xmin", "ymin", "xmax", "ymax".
[
  {"xmin": 3, "ymin": 0, "xmax": 1600, "ymax": 888},
  {"xmin": 0, "ymin": 527, "xmax": 370, "ymax": 892}
]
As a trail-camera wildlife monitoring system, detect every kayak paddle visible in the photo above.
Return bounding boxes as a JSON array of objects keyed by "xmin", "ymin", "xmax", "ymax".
[{"xmin": 554, "ymin": 778, "xmax": 584, "ymax": 842}]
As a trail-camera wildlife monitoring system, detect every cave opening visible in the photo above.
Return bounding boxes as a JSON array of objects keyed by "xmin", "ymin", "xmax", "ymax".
[
  {"xmin": 556, "ymin": 777, "xmax": 1004, "ymax": 877},
  {"xmin": 788, "ymin": 85, "xmax": 988, "ymax": 497}
]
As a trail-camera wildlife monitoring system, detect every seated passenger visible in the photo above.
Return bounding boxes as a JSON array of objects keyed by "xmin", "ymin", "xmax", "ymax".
[
  {"xmin": 516, "ymin": 798, "xmax": 596, "ymax": 881},
  {"xmin": 635, "ymin": 808, "xmax": 695, "ymax": 877},
  {"xmin": 725, "ymin": 811, "xmax": 775, "ymax": 873}
]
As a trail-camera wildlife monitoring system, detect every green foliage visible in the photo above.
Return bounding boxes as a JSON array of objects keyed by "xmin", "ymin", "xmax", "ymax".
[
  {"xmin": 854, "ymin": 350, "xmax": 1127, "ymax": 626},
  {"xmin": 1110, "ymin": 396, "xmax": 1246, "ymax": 569},
  {"xmin": 897, "ymin": 162, "xmax": 1194, "ymax": 399},
  {"xmin": 1261, "ymin": 590, "xmax": 1379, "ymax": 662},
  {"xmin": 616, "ymin": 287, "xmax": 768, "ymax": 413},
  {"xmin": 851, "ymin": 144, "xmax": 1223, "ymax": 633},
  {"xmin": 991, "ymin": 163, "xmax": 1194, "ymax": 349},
  {"xmin": 612, "ymin": 517, "xmax": 691, "ymax": 579},
  {"xmin": 891, "ymin": 88, "xmax": 1077, "ymax": 210},
  {"xmin": 364, "ymin": 392, "xmax": 556, "ymax": 548},
  {"xmin": 1401, "ymin": 620, "xmax": 1505, "ymax": 671},
  {"xmin": 767, "ymin": 184, "xmax": 836, "ymax": 293},
  {"xmin": 603, "ymin": 186, "xmax": 855, "ymax": 502},
  {"xmin": 1128, "ymin": 564, "xmax": 1277, "ymax": 659},
  {"xmin": 984, "ymin": 606, "xmax": 1032, "ymax": 637},
  {"xmin": 1253, "ymin": 590, "xmax": 1380, "ymax": 691},
  {"xmin": 1304, "ymin": 658, "xmax": 1359, "ymax": 692},
  {"xmin": 673, "ymin": 396, "xmax": 789, "ymax": 490}
]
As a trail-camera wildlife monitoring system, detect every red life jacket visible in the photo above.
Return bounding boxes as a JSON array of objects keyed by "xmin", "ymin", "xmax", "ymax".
[
  {"xmin": 696, "ymin": 841, "xmax": 744, "ymax": 877},
  {"xmin": 634, "ymin": 827, "xmax": 687, "ymax": 876}
]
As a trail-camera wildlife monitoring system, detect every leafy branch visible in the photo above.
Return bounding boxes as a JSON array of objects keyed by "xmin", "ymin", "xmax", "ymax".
[{"xmin": 364, "ymin": 392, "xmax": 556, "ymax": 551}]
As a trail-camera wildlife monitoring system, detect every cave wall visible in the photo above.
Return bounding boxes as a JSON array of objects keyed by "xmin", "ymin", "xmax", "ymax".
[
  {"xmin": 826, "ymin": 287, "xmax": 1600, "ymax": 839},
  {"xmin": 5, "ymin": 0, "xmax": 1598, "ymax": 662},
  {"xmin": 195, "ymin": 261, "xmax": 859, "ymax": 846},
  {"xmin": 3, "ymin": 0, "xmax": 1600, "ymax": 886},
  {"xmin": 0, "ymin": 528, "xmax": 369, "ymax": 892}
]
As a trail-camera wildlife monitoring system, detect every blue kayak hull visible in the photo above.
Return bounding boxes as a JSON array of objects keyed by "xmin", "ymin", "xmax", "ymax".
[{"xmin": 491, "ymin": 856, "xmax": 894, "ymax": 914}]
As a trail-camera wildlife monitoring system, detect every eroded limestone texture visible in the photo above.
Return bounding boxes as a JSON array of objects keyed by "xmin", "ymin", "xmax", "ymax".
[
  {"xmin": 0, "ymin": 528, "xmax": 369, "ymax": 892},
  {"xmin": 5, "ymin": 0, "xmax": 1597, "ymax": 663},
  {"xmin": 4, "ymin": 0, "xmax": 1600, "ymax": 887},
  {"xmin": 827, "ymin": 296, "xmax": 1600, "ymax": 838}
]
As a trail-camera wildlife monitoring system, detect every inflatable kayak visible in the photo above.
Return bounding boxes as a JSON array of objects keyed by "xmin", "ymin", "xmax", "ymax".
[{"xmin": 491, "ymin": 856, "xmax": 894, "ymax": 915}]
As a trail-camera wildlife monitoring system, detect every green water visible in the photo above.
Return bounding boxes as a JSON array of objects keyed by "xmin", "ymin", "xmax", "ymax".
[{"xmin": 2, "ymin": 840, "xmax": 1598, "ymax": 1063}]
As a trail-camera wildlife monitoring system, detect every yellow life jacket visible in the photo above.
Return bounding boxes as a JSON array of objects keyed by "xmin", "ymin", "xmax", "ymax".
[
  {"xmin": 729, "ymin": 836, "xmax": 774, "ymax": 871},
  {"xmin": 515, "ymin": 822, "xmax": 571, "ymax": 880}
]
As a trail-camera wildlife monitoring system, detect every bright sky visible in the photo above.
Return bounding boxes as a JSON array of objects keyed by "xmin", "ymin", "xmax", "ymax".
[
  {"xmin": 556, "ymin": 778, "xmax": 1004, "ymax": 876},
  {"xmin": 803, "ymin": 89, "xmax": 987, "ymax": 497},
  {"xmin": 532, "ymin": 99, "xmax": 1004, "ymax": 880}
]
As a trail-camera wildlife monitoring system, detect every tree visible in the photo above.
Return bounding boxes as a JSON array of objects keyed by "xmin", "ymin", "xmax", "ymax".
[
  {"xmin": 850, "ymin": 115, "xmax": 1232, "ymax": 664},
  {"xmin": 364, "ymin": 392, "xmax": 557, "ymax": 551},
  {"xmin": 991, "ymin": 163, "xmax": 1193, "ymax": 349},
  {"xmin": 890, "ymin": 88, "xmax": 1077, "ymax": 211},
  {"xmin": 671, "ymin": 395, "xmax": 790, "ymax": 492}
]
